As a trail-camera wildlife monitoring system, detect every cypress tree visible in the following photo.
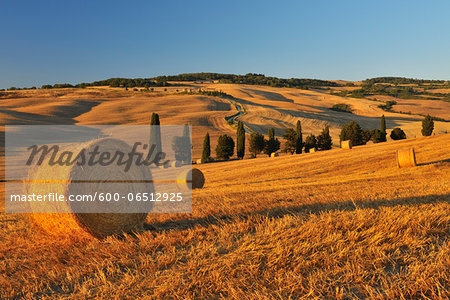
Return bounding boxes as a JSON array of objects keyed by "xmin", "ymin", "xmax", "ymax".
[
  {"xmin": 183, "ymin": 124, "xmax": 191, "ymax": 163},
  {"xmin": 172, "ymin": 124, "xmax": 191, "ymax": 163},
  {"xmin": 295, "ymin": 120, "xmax": 303, "ymax": 154},
  {"xmin": 317, "ymin": 125, "xmax": 332, "ymax": 150},
  {"xmin": 149, "ymin": 113, "xmax": 162, "ymax": 161},
  {"xmin": 380, "ymin": 115, "xmax": 387, "ymax": 142},
  {"xmin": 264, "ymin": 127, "xmax": 280, "ymax": 156},
  {"xmin": 236, "ymin": 121, "xmax": 245, "ymax": 159},
  {"xmin": 182, "ymin": 123, "xmax": 189, "ymax": 136},
  {"xmin": 268, "ymin": 127, "xmax": 275, "ymax": 140},
  {"xmin": 421, "ymin": 115, "xmax": 434, "ymax": 136},
  {"xmin": 202, "ymin": 132, "xmax": 211, "ymax": 161}
]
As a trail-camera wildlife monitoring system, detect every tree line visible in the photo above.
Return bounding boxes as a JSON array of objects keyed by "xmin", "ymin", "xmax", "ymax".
[
  {"xmin": 202, "ymin": 114, "xmax": 435, "ymax": 161},
  {"xmin": 362, "ymin": 77, "xmax": 446, "ymax": 85},
  {"xmin": 145, "ymin": 112, "xmax": 435, "ymax": 163},
  {"xmin": 155, "ymin": 73, "xmax": 338, "ymax": 88}
]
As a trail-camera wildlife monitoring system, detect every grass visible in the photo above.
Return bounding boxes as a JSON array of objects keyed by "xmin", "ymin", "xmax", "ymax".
[{"xmin": 1, "ymin": 134, "xmax": 449, "ymax": 298}]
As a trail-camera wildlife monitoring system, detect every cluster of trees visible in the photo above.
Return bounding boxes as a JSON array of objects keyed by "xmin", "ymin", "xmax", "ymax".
[
  {"xmin": 362, "ymin": 77, "xmax": 446, "ymax": 85},
  {"xmin": 377, "ymin": 100, "xmax": 397, "ymax": 111},
  {"xmin": 4, "ymin": 86, "xmax": 37, "ymax": 91},
  {"xmin": 334, "ymin": 85, "xmax": 421, "ymax": 100},
  {"xmin": 153, "ymin": 73, "xmax": 338, "ymax": 88},
  {"xmin": 330, "ymin": 103, "xmax": 353, "ymax": 113},
  {"xmin": 340, "ymin": 120, "xmax": 386, "ymax": 145},
  {"xmin": 40, "ymin": 78, "xmax": 170, "ymax": 89},
  {"xmin": 205, "ymin": 120, "xmax": 334, "ymax": 161},
  {"xmin": 339, "ymin": 114, "xmax": 435, "ymax": 145},
  {"xmin": 149, "ymin": 112, "xmax": 436, "ymax": 165},
  {"xmin": 41, "ymin": 83, "xmax": 74, "ymax": 89},
  {"xmin": 334, "ymin": 77, "xmax": 450, "ymax": 102}
]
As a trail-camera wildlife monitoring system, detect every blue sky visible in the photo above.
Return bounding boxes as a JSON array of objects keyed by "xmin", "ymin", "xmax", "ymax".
[{"xmin": 1, "ymin": 0, "xmax": 450, "ymax": 89}]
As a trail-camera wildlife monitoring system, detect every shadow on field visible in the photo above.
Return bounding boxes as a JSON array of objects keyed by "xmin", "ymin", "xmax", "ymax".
[
  {"xmin": 145, "ymin": 194, "xmax": 449, "ymax": 232},
  {"xmin": 417, "ymin": 158, "xmax": 450, "ymax": 166}
]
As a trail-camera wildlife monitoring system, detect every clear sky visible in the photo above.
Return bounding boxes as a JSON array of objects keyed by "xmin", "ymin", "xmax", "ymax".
[{"xmin": 1, "ymin": 0, "xmax": 450, "ymax": 89}]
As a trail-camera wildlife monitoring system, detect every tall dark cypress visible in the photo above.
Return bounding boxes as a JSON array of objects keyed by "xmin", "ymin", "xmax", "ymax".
[
  {"xmin": 295, "ymin": 120, "xmax": 303, "ymax": 154},
  {"xmin": 268, "ymin": 127, "xmax": 275, "ymax": 140},
  {"xmin": 380, "ymin": 115, "xmax": 387, "ymax": 142},
  {"xmin": 265, "ymin": 127, "xmax": 280, "ymax": 156},
  {"xmin": 236, "ymin": 121, "xmax": 245, "ymax": 159},
  {"xmin": 182, "ymin": 124, "xmax": 191, "ymax": 163},
  {"xmin": 202, "ymin": 132, "xmax": 211, "ymax": 161},
  {"xmin": 149, "ymin": 113, "xmax": 162, "ymax": 160}
]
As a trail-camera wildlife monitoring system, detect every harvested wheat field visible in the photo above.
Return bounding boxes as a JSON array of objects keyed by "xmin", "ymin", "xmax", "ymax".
[
  {"xmin": 2, "ymin": 85, "xmax": 450, "ymax": 160},
  {"xmin": 1, "ymin": 134, "xmax": 449, "ymax": 298},
  {"xmin": 0, "ymin": 87, "xmax": 237, "ymax": 158}
]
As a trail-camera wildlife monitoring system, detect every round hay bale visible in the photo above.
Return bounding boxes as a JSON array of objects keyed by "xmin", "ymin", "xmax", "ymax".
[
  {"xmin": 196, "ymin": 158, "xmax": 205, "ymax": 164},
  {"xmin": 341, "ymin": 140, "xmax": 352, "ymax": 149},
  {"xmin": 176, "ymin": 168, "xmax": 205, "ymax": 190},
  {"xmin": 26, "ymin": 138, "xmax": 153, "ymax": 239},
  {"xmin": 170, "ymin": 161, "xmax": 182, "ymax": 168},
  {"xmin": 270, "ymin": 152, "xmax": 279, "ymax": 157},
  {"xmin": 396, "ymin": 147, "xmax": 416, "ymax": 168}
]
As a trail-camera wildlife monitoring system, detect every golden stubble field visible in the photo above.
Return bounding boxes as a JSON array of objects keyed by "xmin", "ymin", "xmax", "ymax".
[
  {"xmin": 1, "ymin": 133, "xmax": 449, "ymax": 298},
  {"xmin": 0, "ymin": 85, "xmax": 449, "ymax": 298}
]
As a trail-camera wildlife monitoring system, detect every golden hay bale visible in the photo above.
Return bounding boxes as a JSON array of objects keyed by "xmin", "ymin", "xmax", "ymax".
[
  {"xmin": 309, "ymin": 148, "xmax": 316, "ymax": 153},
  {"xmin": 196, "ymin": 158, "xmax": 205, "ymax": 164},
  {"xmin": 341, "ymin": 140, "xmax": 352, "ymax": 149},
  {"xmin": 176, "ymin": 168, "xmax": 205, "ymax": 190},
  {"xmin": 26, "ymin": 138, "xmax": 152, "ymax": 239},
  {"xmin": 171, "ymin": 161, "xmax": 182, "ymax": 168},
  {"xmin": 270, "ymin": 152, "xmax": 279, "ymax": 157},
  {"xmin": 396, "ymin": 147, "xmax": 416, "ymax": 168}
]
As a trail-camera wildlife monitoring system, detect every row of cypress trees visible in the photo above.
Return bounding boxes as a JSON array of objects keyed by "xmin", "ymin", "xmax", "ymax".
[
  {"xmin": 152, "ymin": 112, "xmax": 435, "ymax": 163},
  {"xmin": 339, "ymin": 114, "xmax": 434, "ymax": 146},
  {"xmin": 202, "ymin": 120, "xmax": 308, "ymax": 160}
]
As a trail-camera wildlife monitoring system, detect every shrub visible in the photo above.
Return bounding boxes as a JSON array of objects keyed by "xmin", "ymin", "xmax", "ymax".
[
  {"xmin": 304, "ymin": 134, "xmax": 317, "ymax": 153},
  {"xmin": 361, "ymin": 129, "xmax": 372, "ymax": 144},
  {"xmin": 249, "ymin": 133, "xmax": 265, "ymax": 157},
  {"xmin": 330, "ymin": 103, "xmax": 352, "ymax": 113},
  {"xmin": 390, "ymin": 128, "xmax": 406, "ymax": 140},
  {"xmin": 339, "ymin": 121, "xmax": 364, "ymax": 146},
  {"xmin": 215, "ymin": 134, "xmax": 235, "ymax": 160},
  {"xmin": 264, "ymin": 128, "xmax": 280, "ymax": 156},
  {"xmin": 370, "ymin": 129, "xmax": 384, "ymax": 143},
  {"xmin": 421, "ymin": 115, "xmax": 434, "ymax": 136},
  {"xmin": 378, "ymin": 100, "xmax": 397, "ymax": 111}
]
